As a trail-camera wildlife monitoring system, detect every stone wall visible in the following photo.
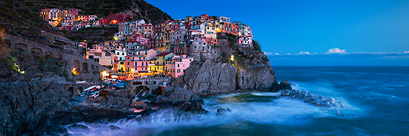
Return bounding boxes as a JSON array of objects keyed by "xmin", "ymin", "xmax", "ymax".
[{"xmin": 4, "ymin": 33, "xmax": 109, "ymax": 82}]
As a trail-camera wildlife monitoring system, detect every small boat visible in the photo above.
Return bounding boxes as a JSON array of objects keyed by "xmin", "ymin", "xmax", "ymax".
[
  {"xmin": 112, "ymin": 80, "xmax": 128, "ymax": 89},
  {"xmin": 79, "ymin": 85, "xmax": 100, "ymax": 97}
]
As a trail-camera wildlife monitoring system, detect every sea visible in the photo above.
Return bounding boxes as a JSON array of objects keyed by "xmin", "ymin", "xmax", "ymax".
[{"xmin": 65, "ymin": 66, "xmax": 409, "ymax": 136}]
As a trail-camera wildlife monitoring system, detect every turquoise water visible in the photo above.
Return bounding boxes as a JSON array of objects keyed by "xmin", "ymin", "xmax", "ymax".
[{"xmin": 65, "ymin": 66, "xmax": 409, "ymax": 136}]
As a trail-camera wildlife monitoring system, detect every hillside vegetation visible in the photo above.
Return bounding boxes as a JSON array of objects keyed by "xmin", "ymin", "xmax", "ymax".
[{"xmin": 0, "ymin": 0, "xmax": 56, "ymax": 37}]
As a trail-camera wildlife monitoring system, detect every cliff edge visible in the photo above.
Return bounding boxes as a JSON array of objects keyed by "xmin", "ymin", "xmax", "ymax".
[{"xmin": 173, "ymin": 34, "xmax": 290, "ymax": 95}]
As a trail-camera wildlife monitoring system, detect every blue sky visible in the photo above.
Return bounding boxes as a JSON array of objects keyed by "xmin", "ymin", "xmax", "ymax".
[{"xmin": 146, "ymin": 0, "xmax": 409, "ymax": 66}]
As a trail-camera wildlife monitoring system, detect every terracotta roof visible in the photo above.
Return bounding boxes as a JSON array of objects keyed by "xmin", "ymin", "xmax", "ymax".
[{"xmin": 157, "ymin": 52, "xmax": 172, "ymax": 56}]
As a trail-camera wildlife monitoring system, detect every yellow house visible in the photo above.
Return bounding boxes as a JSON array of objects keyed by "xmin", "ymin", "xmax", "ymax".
[
  {"xmin": 156, "ymin": 52, "xmax": 174, "ymax": 75},
  {"xmin": 148, "ymin": 59, "xmax": 158, "ymax": 75}
]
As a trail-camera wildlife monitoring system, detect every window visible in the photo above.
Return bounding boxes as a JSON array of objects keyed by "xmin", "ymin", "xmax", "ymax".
[
  {"xmin": 177, "ymin": 64, "xmax": 179, "ymax": 67},
  {"xmin": 135, "ymin": 62, "xmax": 137, "ymax": 66},
  {"xmin": 177, "ymin": 69, "xmax": 180, "ymax": 73},
  {"xmin": 127, "ymin": 62, "xmax": 129, "ymax": 65}
]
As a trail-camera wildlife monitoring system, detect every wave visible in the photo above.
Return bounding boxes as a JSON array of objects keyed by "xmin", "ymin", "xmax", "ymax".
[
  {"xmin": 65, "ymin": 95, "xmax": 335, "ymax": 135},
  {"xmin": 250, "ymin": 92, "xmax": 281, "ymax": 96},
  {"xmin": 289, "ymin": 82, "xmax": 365, "ymax": 118},
  {"xmin": 64, "ymin": 82, "xmax": 365, "ymax": 135}
]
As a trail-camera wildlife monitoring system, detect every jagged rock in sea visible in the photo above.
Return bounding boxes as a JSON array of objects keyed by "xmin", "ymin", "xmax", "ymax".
[
  {"xmin": 216, "ymin": 108, "xmax": 231, "ymax": 115},
  {"xmin": 281, "ymin": 89, "xmax": 345, "ymax": 108},
  {"xmin": 270, "ymin": 80, "xmax": 292, "ymax": 92},
  {"xmin": 153, "ymin": 87, "xmax": 205, "ymax": 112}
]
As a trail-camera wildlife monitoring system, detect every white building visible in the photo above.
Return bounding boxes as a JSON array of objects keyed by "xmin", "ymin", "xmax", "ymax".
[{"xmin": 217, "ymin": 16, "xmax": 230, "ymax": 23}]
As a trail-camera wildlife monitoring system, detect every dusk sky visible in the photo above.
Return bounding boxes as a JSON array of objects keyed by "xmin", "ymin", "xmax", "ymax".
[{"xmin": 146, "ymin": 0, "xmax": 409, "ymax": 66}]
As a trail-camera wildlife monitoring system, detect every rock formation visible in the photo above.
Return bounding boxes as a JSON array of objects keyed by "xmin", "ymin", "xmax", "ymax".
[
  {"xmin": 153, "ymin": 87, "xmax": 205, "ymax": 112},
  {"xmin": 281, "ymin": 89, "xmax": 345, "ymax": 108},
  {"xmin": 172, "ymin": 34, "xmax": 288, "ymax": 95},
  {"xmin": 86, "ymin": 89, "xmax": 133, "ymax": 109}
]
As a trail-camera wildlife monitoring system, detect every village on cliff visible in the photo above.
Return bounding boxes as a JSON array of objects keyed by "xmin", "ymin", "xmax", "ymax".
[{"xmin": 39, "ymin": 8, "xmax": 255, "ymax": 79}]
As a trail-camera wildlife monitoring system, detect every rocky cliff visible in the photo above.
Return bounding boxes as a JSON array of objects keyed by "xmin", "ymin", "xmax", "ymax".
[
  {"xmin": 173, "ymin": 60, "xmax": 277, "ymax": 94},
  {"xmin": 172, "ymin": 34, "xmax": 291, "ymax": 95},
  {"xmin": 0, "ymin": 37, "xmax": 103, "ymax": 135}
]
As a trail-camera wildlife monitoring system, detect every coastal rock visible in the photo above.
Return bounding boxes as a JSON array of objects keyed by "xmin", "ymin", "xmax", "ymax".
[
  {"xmin": 216, "ymin": 108, "xmax": 231, "ymax": 115},
  {"xmin": 281, "ymin": 89, "xmax": 344, "ymax": 108},
  {"xmin": 153, "ymin": 87, "xmax": 205, "ymax": 112},
  {"xmin": 67, "ymin": 124, "xmax": 90, "ymax": 130},
  {"xmin": 109, "ymin": 125, "xmax": 121, "ymax": 130},
  {"xmin": 86, "ymin": 89, "xmax": 132, "ymax": 109},
  {"xmin": 0, "ymin": 82, "xmax": 72, "ymax": 136},
  {"xmin": 270, "ymin": 80, "xmax": 292, "ymax": 92},
  {"xmin": 173, "ymin": 59, "xmax": 277, "ymax": 95}
]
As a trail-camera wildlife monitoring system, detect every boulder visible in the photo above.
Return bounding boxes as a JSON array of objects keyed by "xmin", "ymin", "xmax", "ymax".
[
  {"xmin": 67, "ymin": 124, "xmax": 90, "ymax": 130},
  {"xmin": 216, "ymin": 108, "xmax": 231, "ymax": 115},
  {"xmin": 271, "ymin": 80, "xmax": 292, "ymax": 92},
  {"xmin": 281, "ymin": 90, "xmax": 344, "ymax": 109},
  {"xmin": 109, "ymin": 125, "xmax": 121, "ymax": 130},
  {"xmin": 153, "ymin": 87, "xmax": 205, "ymax": 112}
]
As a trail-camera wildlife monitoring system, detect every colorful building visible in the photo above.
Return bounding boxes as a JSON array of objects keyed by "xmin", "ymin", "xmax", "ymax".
[
  {"xmin": 217, "ymin": 16, "xmax": 231, "ymax": 23},
  {"xmin": 238, "ymin": 36, "xmax": 253, "ymax": 47},
  {"xmin": 40, "ymin": 8, "xmax": 51, "ymax": 21},
  {"xmin": 233, "ymin": 21, "xmax": 252, "ymax": 36},
  {"xmin": 156, "ymin": 52, "xmax": 175, "ymax": 75},
  {"xmin": 142, "ymin": 24, "xmax": 154, "ymax": 38},
  {"xmin": 220, "ymin": 22, "xmax": 239, "ymax": 35},
  {"xmin": 167, "ymin": 55, "xmax": 194, "ymax": 78}
]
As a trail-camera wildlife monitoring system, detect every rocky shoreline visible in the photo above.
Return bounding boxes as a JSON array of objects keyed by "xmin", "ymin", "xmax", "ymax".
[{"xmin": 280, "ymin": 89, "xmax": 345, "ymax": 116}]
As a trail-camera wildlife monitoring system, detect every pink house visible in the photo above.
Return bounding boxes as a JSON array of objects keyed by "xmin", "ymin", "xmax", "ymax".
[
  {"xmin": 125, "ymin": 49, "xmax": 157, "ymax": 77},
  {"xmin": 126, "ymin": 34, "xmax": 150, "ymax": 46},
  {"xmin": 67, "ymin": 8, "xmax": 79, "ymax": 16},
  {"xmin": 167, "ymin": 55, "xmax": 194, "ymax": 78},
  {"xmin": 238, "ymin": 36, "xmax": 253, "ymax": 47},
  {"xmin": 125, "ymin": 55, "xmax": 149, "ymax": 76}
]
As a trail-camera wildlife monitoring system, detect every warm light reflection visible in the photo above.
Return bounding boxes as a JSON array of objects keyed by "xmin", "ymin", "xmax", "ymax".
[{"xmin": 72, "ymin": 68, "xmax": 79, "ymax": 75}]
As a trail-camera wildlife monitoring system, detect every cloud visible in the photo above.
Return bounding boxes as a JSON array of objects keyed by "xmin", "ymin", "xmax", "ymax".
[
  {"xmin": 405, "ymin": 51, "xmax": 409, "ymax": 54},
  {"xmin": 263, "ymin": 51, "xmax": 272, "ymax": 55},
  {"xmin": 298, "ymin": 51, "xmax": 311, "ymax": 55},
  {"xmin": 274, "ymin": 53, "xmax": 280, "ymax": 55},
  {"xmin": 327, "ymin": 48, "xmax": 346, "ymax": 54}
]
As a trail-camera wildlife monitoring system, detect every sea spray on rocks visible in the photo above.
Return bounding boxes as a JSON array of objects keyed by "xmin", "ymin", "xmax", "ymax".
[{"xmin": 281, "ymin": 89, "xmax": 345, "ymax": 115}]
